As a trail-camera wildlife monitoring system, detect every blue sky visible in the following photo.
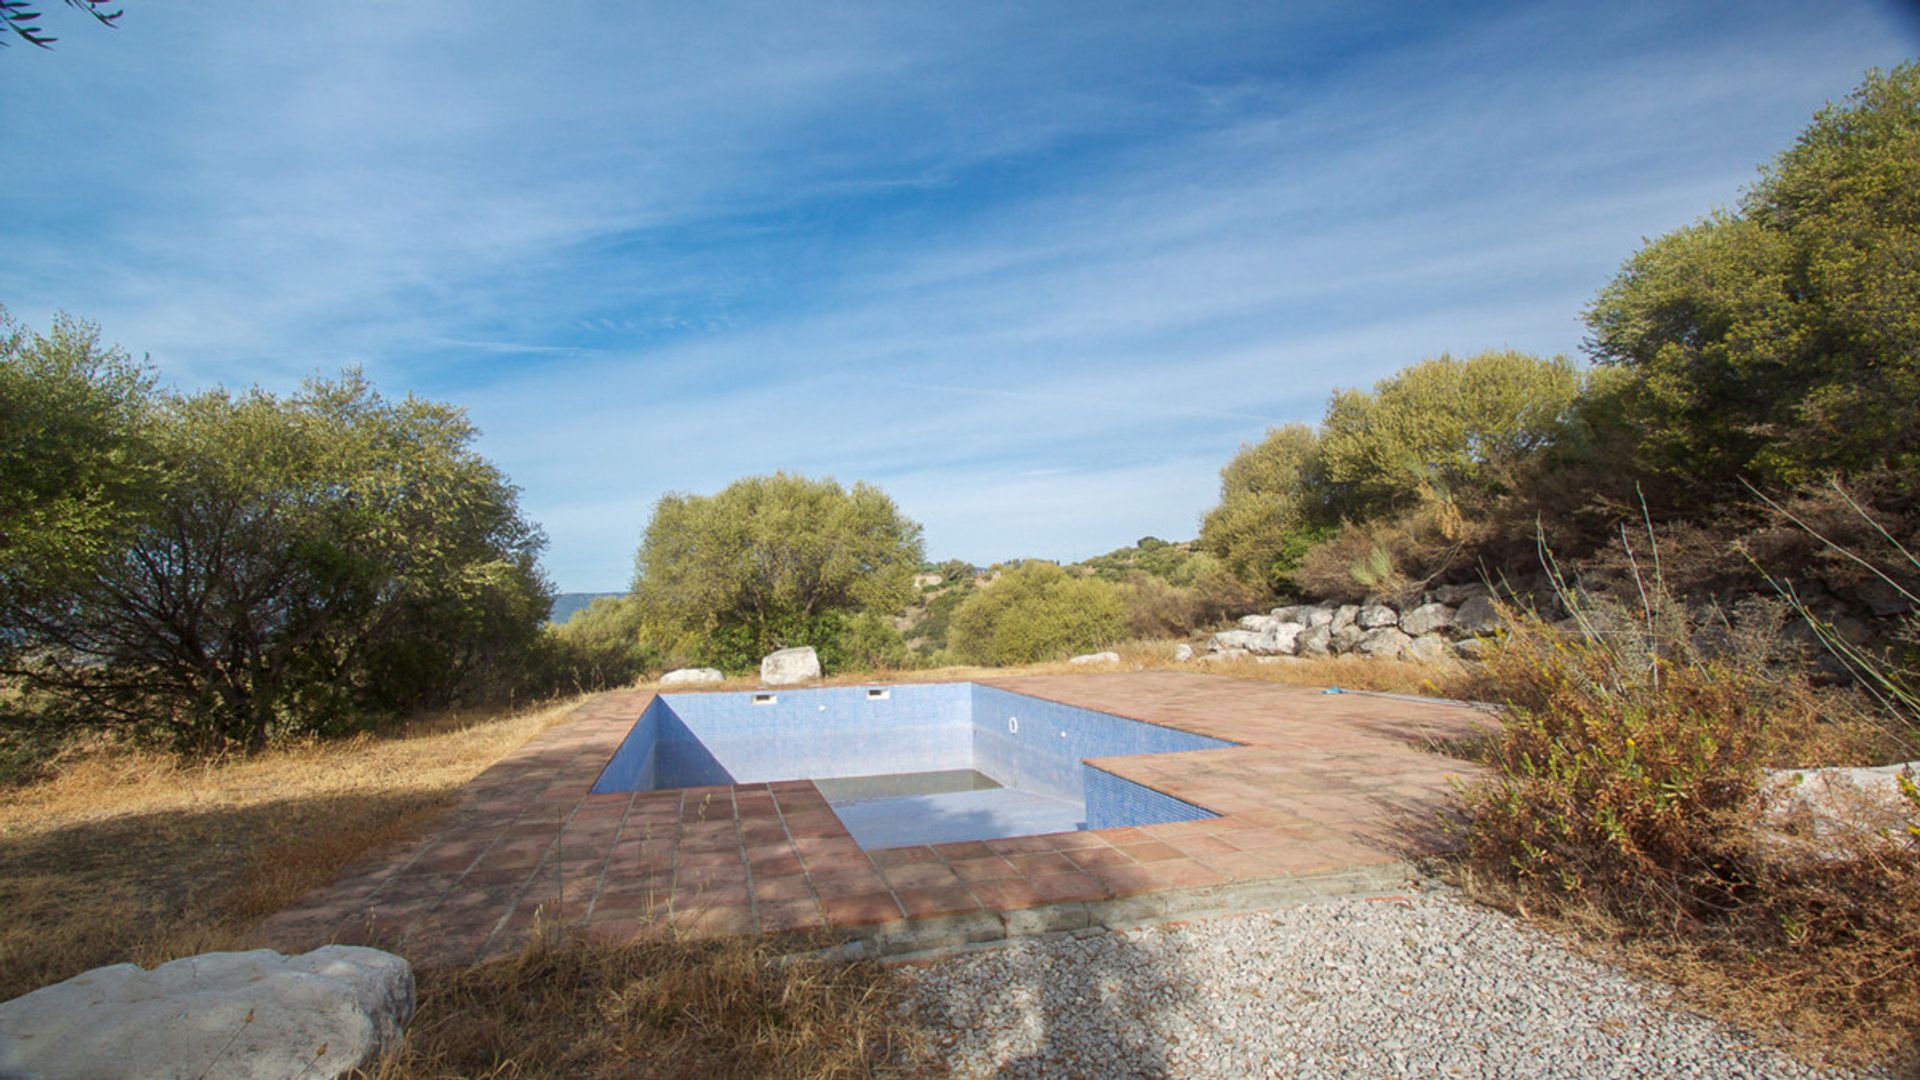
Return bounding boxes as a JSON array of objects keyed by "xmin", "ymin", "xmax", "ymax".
[{"xmin": 5, "ymin": 3, "xmax": 1916, "ymax": 591}]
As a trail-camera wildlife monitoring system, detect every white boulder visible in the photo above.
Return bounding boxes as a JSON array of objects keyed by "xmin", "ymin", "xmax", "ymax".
[
  {"xmin": 1330, "ymin": 604, "xmax": 1361, "ymax": 633},
  {"xmin": 759, "ymin": 646, "xmax": 821, "ymax": 686},
  {"xmin": 1303, "ymin": 605, "xmax": 1336, "ymax": 628},
  {"xmin": 1207, "ymin": 629, "xmax": 1261, "ymax": 653},
  {"xmin": 1405, "ymin": 632, "xmax": 1453, "ymax": 665},
  {"xmin": 0, "ymin": 946, "xmax": 413, "ymax": 1080},
  {"xmin": 1330, "ymin": 624, "xmax": 1366, "ymax": 654},
  {"xmin": 659, "ymin": 667, "xmax": 724, "ymax": 687},
  {"xmin": 1762, "ymin": 762, "xmax": 1920, "ymax": 858},
  {"xmin": 1237, "ymin": 614, "xmax": 1279, "ymax": 632},
  {"xmin": 1356, "ymin": 626, "xmax": 1413, "ymax": 659},
  {"xmin": 1400, "ymin": 602, "xmax": 1456, "ymax": 637},
  {"xmin": 1172, "ymin": 643, "xmax": 1194, "ymax": 662},
  {"xmin": 1296, "ymin": 623, "xmax": 1333, "ymax": 657},
  {"xmin": 1068, "ymin": 651, "xmax": 1121, "ymax": 665},
  {"xmin": 1356, "ymin": 604, "xmax": 1399, "ymax": 629},
  {"xmin": 1249, "ymin": 622, "xmax": 1305, "ymax": 656}
]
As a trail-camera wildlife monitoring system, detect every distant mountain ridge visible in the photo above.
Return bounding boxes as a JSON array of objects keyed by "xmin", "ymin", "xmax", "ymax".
[{"xmin": 549, "ymin": 592, "xmax": 624, "ymax": 624}]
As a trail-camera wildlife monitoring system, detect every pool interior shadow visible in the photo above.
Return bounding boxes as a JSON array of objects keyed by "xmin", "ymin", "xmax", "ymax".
[{"xmin": 590, "ymin": 683, "xmax": 1232, "ymax": 849}]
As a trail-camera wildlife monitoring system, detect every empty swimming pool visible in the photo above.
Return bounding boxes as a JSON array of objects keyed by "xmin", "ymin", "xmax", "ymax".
[{"xmin": 590, "ymin": 683, "xmax": 1232, "ymax": 849}]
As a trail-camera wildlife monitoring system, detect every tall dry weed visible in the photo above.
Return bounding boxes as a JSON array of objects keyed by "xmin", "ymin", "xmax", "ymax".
[{"xmin": 1455, "ymin": 526, "xmax": 1920, "ymax": 1067}]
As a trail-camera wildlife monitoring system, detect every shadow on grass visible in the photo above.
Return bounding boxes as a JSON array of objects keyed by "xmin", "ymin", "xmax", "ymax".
[{"xmin": 0, "ymin": 788, "xmax": 459, "ymax": 1001}]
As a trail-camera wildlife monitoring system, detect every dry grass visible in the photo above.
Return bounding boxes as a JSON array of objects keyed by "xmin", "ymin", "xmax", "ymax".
[
  {"xmin": 1452, "ymin": 603, "xmax": 1920, "ymax": 1070},
  {"xmin": 376, "ymin": 925, "xmax": 921, "ymax": 1079},
  {"xmin": 637, "ymin": 639, "xmax": 1473, "ymax": 700},
  {"xmin": 0, "ymin": 695, "xmax": 586, "ymax": 1002}
]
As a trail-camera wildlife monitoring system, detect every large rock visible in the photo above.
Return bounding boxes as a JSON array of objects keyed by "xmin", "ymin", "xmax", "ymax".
[
  {"xmin": 659, "ymin": 667, "xmax": 724, "ymax": 687},
  {"xmin": 0, "ymin": 946, "xmax": 413, "ymax": 1080},
  {"xmin": 1172, "ymin": 643, "xmax": 1194, "ymax": 662},
  {"xmin": 1329, "ymin": 604, "xmax": 1361, "ymax": 633},
  {"xmin": 1200, "ymin": 647, "xmax": 1251, "ymax": 662},
  {"xmin": 1238, "ymin": 613, "xmax": 1280, "ymax": 632},
  {"xmin": 1399, "ymin": 602, "xmax": 1456, "ymax": 637},
  {"xmin": 759, "ymin": 646, "xmax": 821, "ymax": 685},
  {"xmin": 1405, "ymin": 632, "xmax": 1452, "ymax": 665},
  {"xmin": 1296, "ymin": 623, "xmax": 1333, "ymax": 658},
  {"xmin": 1762, "ymin": 762, "xmax": 1920, "ymax": 858},
  {"xmin": 1302, "ymin": 605, "xmax": 1336, "ymax": 628},
  {"xmin": 1453, "ymin": 594, "xmax": 1503, "ymax": 636},
  {"xmin": 1356, "ymin": 604, "xmax": 1399, "ymax": 629},
  {"xmin": 1356, "ymin": 626, "xmax": 1413, "ymax": 659},
  {"xmin": 1330, "ymin": 624, "xmax": 1366, "ymax": 654},
  {"xmin": 1249, "ymin": 622, "xmax": 1305, "ymax": 656},
  {"xmin": 1453, "ymin": 637, "xmax": 1498, "ymax": 661},
  {"xmin": 1207, "ymin": 629, "xmax": 1261, "ymax": 653},
  {"xmin": 1068, "ymin": 651, "xmax": 1120, "ymax": 665},
  {"xmin": 1269, "ymin": 605, "xmax": 1309, "ymax": 625}
]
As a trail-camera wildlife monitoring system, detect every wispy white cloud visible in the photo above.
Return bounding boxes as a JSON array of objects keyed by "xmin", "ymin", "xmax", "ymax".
[{"xmin": 4, "ymin": 1, "xmax": 1913, "ymax": 587}]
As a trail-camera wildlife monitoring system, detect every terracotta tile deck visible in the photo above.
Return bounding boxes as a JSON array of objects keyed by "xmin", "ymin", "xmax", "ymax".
[{"xmin": 250, "ymin": 672, "xmax": 1494, "ymax": 966}]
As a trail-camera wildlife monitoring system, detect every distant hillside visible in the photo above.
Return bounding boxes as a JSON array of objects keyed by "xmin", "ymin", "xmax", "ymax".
[{"xmin": 549, "ymin": 592, "xmax": 624, "ymax": 624}]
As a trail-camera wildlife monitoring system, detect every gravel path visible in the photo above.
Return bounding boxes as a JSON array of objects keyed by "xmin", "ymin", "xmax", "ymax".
[{"xmin": 899, "ymin": 893, "xmax": 1859, "ymax": 1079}]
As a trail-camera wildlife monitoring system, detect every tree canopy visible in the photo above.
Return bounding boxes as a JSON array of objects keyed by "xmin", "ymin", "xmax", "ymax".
[
  {"xmin": 1317, "ymin": 350, "xmax": 1584, "ymax": 517},
  {"xmin": 1585, "ymin": 62, "xmax": 1920, "ymax": 490},
  {"xmin": 1197, "ymin": 422, "xmax": 1330, "ymax": 589},
  {"xmin": 947, "ymin": 561, "xmax": 1126, "ymax": 666},
  {"xmin": 630, "ymin": 472, "xmax": 924, "ymax": 671},
  {"xmin": 1, "ymin": 317, "xmax": 551, "ymax": 747}
]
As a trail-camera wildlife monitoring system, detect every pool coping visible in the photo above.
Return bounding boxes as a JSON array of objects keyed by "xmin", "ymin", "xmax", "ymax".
[{"xmin": 249, "ymin": 671, "xmax": 1494, "ymax": 967}]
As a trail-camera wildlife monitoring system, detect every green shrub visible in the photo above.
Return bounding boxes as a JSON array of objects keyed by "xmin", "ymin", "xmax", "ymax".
[
  {"xmin": 1318, "ymin": 350, "xmax": 1584, "ymax": 520},
  {"xmin": 534, "ymin": 595, "xmax": 659, "ymax": 693},
  {"xmin": 630, "ymin": 472, "xmax": 923, "ymax": 671},
  {"xmin": 947, "ymin": 563, "xmax": 1127, "ymax": 666},
  {"xmin": 1, "ymin": 335, "xmax": 551, "ymax": 750}
]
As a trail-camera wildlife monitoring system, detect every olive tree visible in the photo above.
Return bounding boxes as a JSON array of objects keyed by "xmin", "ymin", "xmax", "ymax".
[
  {"xmin": 1585, "ymin": 63, "xmax": 1920, "ymax": 489},
  {"xmin": 630, "ymin": 472, "xmax": 924, "ymax": 671},
  {"xmin": 2, "ymin": 344, "xmax": 552, "ymax": 747}
]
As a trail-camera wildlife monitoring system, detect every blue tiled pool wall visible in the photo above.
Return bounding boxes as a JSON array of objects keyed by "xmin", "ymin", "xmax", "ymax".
[
  {"xmin": 593, "ymin": 684, "xmax": 973, "ymax": 792},
  {"xmin": 967, "ymin": 685, "xmax": 1229, "ymax": 804},
  {"xmin": 590, "ymin": 684, "xmax": 1232, "ymax": 833},
  {"xmin": 1084, "ymin": 765, "xmax": 1218, "ymax": 829}
]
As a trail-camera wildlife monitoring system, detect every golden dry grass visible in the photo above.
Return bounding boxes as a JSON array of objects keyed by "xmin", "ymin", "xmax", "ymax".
[
  {"xmin": 0, "ymin": 696, "xmax": 586, "ymax": 1001},
  {"xmin": 376, "ymin": 924, "xmax": 921, "ymax": 1079}
]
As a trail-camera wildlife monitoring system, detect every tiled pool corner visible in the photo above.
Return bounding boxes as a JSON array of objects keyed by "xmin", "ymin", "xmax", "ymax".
[{"xmin": 590, "ymin": 682, "xmax": 1232, "ymax": 848}]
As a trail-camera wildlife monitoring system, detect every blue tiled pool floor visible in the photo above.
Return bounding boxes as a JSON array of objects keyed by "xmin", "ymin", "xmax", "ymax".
[{"xmin": 829, "ymin": 787, "xmax": 1085, "ymax": 848}]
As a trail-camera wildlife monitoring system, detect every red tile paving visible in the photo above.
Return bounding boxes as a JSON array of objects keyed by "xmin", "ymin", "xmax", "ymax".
[{"xmin": 250, "ymin": 672, "xmax": 1491, "ymax": 967}]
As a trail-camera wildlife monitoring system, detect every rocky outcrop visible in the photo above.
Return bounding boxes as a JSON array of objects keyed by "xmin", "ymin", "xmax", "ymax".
[
  {"xmin": 659, "ymin": 667, "xmax": 724, "ymax": 687},
  {"xmin": 0, "ymin": 946, "xmax": 413, "ymax": 1080},
  {"xmin": 759, "ymin": 646, "xmax": 821, "ymax": 686},
  {"xmin": 1069, "ymin": 651, "xmax": 1121, "ymax": 664},
  {"xmin": 1198, "ymin": 587, "xmax": 1512, "ymax": 665}
]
